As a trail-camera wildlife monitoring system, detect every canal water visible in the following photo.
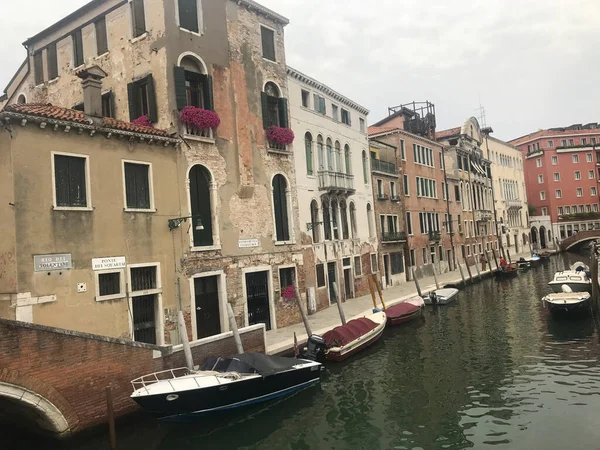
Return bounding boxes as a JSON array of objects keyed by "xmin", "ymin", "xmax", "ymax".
[{"xmin": 10, "ymin": 253, "xmax": 600, "ymax": 449}]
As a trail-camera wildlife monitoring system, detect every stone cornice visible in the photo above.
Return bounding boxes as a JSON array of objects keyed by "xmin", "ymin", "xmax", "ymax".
[{"xmin": 236, "ymin": 0, "xmax": 290, "ymax": 25}]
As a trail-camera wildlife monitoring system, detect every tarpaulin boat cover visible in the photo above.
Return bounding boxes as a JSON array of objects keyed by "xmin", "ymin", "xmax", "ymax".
[
  {"xmin": 199, "ymin": 352, "xmax": 303, "ymax": 377},
  {"xmin": 323, "ymin": 318, "xmax": 378, "ymax": 348},
  {"xmin": 385, "ymin": 302, "xmax": 421, "ymax": 319}
]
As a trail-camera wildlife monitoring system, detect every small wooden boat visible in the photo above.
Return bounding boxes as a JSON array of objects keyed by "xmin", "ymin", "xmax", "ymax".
[
  {"xmin": 385, "ymin": 297, "xmax": 425, "ymax": 325},
  {"xmin": 423, "ymin": 288, "xmax": 459, "ymax": 305},
  {"xmin": 539, "ymin": 252, "xmax": 551, "ymax": 262},
  {"xmin": 527, "ymin": 255, "xmax": 542, "ymax": 267},
  {"xmin": 494, "ymin": 266, "xmax": 519, "ymax": 279},
  {"xmin": 322, "ymin": 311, "xmax": 387, "ymax": 362},
  {"xmin": 130, "ymin": 353, "xmax": 322, "ymax": 421},
  {"xmin": 542, "ymin": 292, "xmax": 591, "ymax": 315},
  {"xmin": 517, "ymin": 260, "xmax": 531, "ymax": 271}
]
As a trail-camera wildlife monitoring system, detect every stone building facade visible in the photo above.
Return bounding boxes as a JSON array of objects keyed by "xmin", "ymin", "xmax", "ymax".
[
  {"xmin": 286, "ymin": 67, "xmax": 376, "ymax": 311},
  {"xmin": 2, "ymin": 0, "xmax": 308, "ymax": 338}
]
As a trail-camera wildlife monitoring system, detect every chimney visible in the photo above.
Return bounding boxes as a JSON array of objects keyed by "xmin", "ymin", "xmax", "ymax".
[{"xmin": 76, "ymin": 66, "xmax": 108, "ymax": 117}]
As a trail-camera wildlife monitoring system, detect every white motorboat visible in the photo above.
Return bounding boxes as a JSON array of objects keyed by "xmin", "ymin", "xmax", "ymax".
[
  {"xmin": 423, "ymin": 288, "xmax": 459, "ymax": 305},
  {"xmin": 542, "ymin": 291, "xmax": 591, "ymax": 315},
  {"xmin": 548, "ymin": 269, "xmax": 592, "ymax": 293}
]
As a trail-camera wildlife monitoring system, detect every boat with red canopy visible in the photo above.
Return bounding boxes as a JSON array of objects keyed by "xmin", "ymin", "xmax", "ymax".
[
  {"xmin": 322, "ymin": 311, "xmax": 387, "ymax": 362},
  {"xmin": 384, "ymin": 297, "xmax": 425, "ymax": 325}
]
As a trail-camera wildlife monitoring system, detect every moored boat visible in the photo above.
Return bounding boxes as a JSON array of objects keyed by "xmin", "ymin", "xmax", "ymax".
[
  {"xmin": 423, "ymin": 288, "xmax": 459, "ymax": 305},
  {"xmin": 517, "ymin": 259, "xmax": 531, "ymax": 271},
  {"xmin": 527, "ymin": 255, "xmax": 542, "ymax": 267},
  {"xmin": 385, "ymin": 297, "xmax": 425, "ymax": 325},
  {"xmin": 494, "ymin": 266, "xmax": 519, "ymax": 279},
  {"xmin": 322, "ymin": 311, "xmax": 387, "ymax": 362},
  {"xmin": 130, "ymin": 353, "xmax": 322, "ymax": 421},
  {"xmin": 542, "ymin": 292, "xmax": 591, "ymax": 315},
  {"xmin": 548, "ymin": 270, "xmax": 592, "ymax": 293}
]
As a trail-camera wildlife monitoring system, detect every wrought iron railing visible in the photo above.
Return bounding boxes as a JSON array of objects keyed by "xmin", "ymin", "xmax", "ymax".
[
  {"xmin": 371, "ymin": 158, "xmax": 397, "ymax": 175},
  {"xmin": 382, "ymin": 231, "xmax": 407, "ymax": 242}
]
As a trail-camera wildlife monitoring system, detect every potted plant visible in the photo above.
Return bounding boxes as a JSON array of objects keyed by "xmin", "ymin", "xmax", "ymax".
[
  {"xmin": 179, "ymin": 106, "xmax": 220, "ymax": 138},
  {"xmin": 132, "ymin": 115, "xmax": 153, "ymax": 128},
  {"xmin": 266, "ymin": 125, "xmax": 295, "ymax": 150}
]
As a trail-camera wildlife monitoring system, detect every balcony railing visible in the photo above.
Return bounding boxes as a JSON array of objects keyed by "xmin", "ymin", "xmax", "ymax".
[
  {"xmin": 317, "ymin": 170, "xmax": 355, "ymax": 193},
  {"xmin": 377, "ymin": 193, "xmax": 389, "ymax": 201},
  {"xmin": 391, "ymin": 195, "xmax": 401, "ymax": 202},
  {"xmin": 182, "ymin": 123, "xmax": 214, "ymax": 140},
  {"xmin": 505, "ymin": 199, "xmax": 522, "ymax": 209},
  {"xmin": 428, "ymin": 231, "xmax": 441, "ymax": 242},
  {"xmin": 371, "ymin": 158, "xmax": 397, "ymax": 175},
  {"xmin": 475, "ymin": 210, "xmax": 493, "ymax": 222},
  {"xmin": 382, "ymin": 231, "xmax": 407, "ymax": 243}
]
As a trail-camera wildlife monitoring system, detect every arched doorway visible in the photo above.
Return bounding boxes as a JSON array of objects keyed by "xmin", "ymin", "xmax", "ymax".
[
  {"xmin": 539, "ymin": 226, "xmax": 547, "ymax": 248},
  {"xmin": 531, "ymin": 227, "xmax": 539, "ymax": 247},
  {"xmin": 522, "ymin": 233, "xmax": 528, "ymax": 246}
]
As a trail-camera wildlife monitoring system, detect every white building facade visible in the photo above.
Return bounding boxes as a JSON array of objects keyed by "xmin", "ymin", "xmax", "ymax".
[{"xmin": 287, "ymin": 67, "xmax": 377, "ymax": 313}]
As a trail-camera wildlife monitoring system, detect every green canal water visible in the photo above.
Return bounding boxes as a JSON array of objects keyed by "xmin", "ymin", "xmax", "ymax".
[{"xmin": 9, "ymin": 253, "xmax": 600, "ymax": 449}]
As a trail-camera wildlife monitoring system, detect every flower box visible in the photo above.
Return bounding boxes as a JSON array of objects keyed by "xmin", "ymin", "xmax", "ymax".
[
  {"xmin": 266, "ymin": 126, "xmax": 294, "ymax": 151},
  {"xmin": 132, "ymin": 115, "xmax": 153, "ymax": 128},
  {"xmin": 180, "ymin": 106, "xmax": 220, "ymax": 138}
]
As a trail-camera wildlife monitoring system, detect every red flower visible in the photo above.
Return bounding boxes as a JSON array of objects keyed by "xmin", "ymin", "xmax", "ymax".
[
  {"xmin": 266, "ymin": 126, "xmax": 295, "ymax": 145},
  {"xmin": 282, "ymin": 285, "xmax": 296, "ymax": 300},
  {"xmin": 132, "ymin": 115, "xmax": 153, "ymax": 128},
  {"xmin": 180, "ymin": 106, "xmax": 221, "ymax": 130}
]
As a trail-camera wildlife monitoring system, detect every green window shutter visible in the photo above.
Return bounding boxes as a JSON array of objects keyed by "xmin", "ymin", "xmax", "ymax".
[
  {"xmin": 205, "ymin": 74, "xmax": 214, "ymax": 111},
  {"xmin": 174, "ymin": 66, "xmax": 187, "ymax": 110},
  {"xmin": 278, "ymin": 97, "xmax": 288, "ymax": 128},
  {"xmin": 109, "ymin": 91, "xmax": 116, "ymax": 119},
  {"xmin": 146, "ymin": 74, "xmax": 158, "ymax": 123},
  {"xmin": 179, "ymin": 0, "xmax": 199, "ymax": 33},
  {"xmin": 261, "ymin": 92, "xmax": 269, "ymax": 129},
  {"xmin": 127, "ymin": 82, "xmax": 139, "ymax": 121}
]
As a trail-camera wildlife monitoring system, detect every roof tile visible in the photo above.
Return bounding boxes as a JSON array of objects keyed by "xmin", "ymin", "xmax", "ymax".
[{"xmin": 435, "ymin": 127, "xmax": 461, "ymax": 140}]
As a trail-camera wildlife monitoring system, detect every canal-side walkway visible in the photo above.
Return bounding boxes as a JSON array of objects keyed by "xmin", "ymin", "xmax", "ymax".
[{"xmin": 266, "ymin": 250, "xmax": 536, "ymax": 354}]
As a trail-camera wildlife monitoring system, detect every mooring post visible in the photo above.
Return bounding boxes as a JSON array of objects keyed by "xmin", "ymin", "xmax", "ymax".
[
  {"xmin": 176, "ymin": 278, "xmax": 194, "ymax": 371},
  {"xmin": 492, "ymin": 248, "xmax": 500, "ymax": 269},
  {"xmin": 106, "ymin": 386, "xmax": 117, "ymax": 450},
  {"xmin": 412, "ymin": 267, "xmax": 423, "ymax": 297},
  {"xmin": 465, "ymin": 260, "xmax": 474, "ymax": 284},
  {"xmin": 294, "ymin": 292, "xmax": 312, "ymax": 338},
  {"xmin": 485, "ymin": 251, "xmax": 493, "ymax": 274},
  {"xmin": 373, "ymin": 275, "xmax": 387, "ymax": 310},
  {"xmin": 458, "ymin": 263, "xmax": 466, "ymax": 286},
  {"xmin": 227, "ymin": 303, "xmax": 244, "ymax": 354},
  {"xmin": 332, "ymin": 282, "xmax": 347, "ymax": 325},
  {"xmin": 474, "ymin": 258, "xmax": 482, "ymax": 281},
  {"xmin": 506, "ymin": 248, "xmax": 512, "ymax": 264},
  {"xmin": 432, "ymin": 266, "xmax": 440, "ymax": 290}
]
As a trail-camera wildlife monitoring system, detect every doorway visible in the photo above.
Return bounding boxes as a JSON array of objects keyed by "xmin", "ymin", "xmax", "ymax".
[
  {"xmin": 328, "ymin": 262, "xmax": 337, "ymax": 304},
  {"xmin": 447, "ymin": 249, "xmax": 453, "ymax": 271},
  {"xmin": 131, "ymin": 295, "xmax": 157, "ymax": 344},
  {"xmin": 343, "ymin": 268, "xmax": 353, "ymax": 299},
  {"xmin": 383, "ymin": 254, "xmax": 391, "ymax": 286},
  {"xmin": 246, "ymin": 271, "xmax": 271, "ymax": 330},
  {"xmin": 194, "ymin": 276, "xmax": 221, "ymax": 339}
]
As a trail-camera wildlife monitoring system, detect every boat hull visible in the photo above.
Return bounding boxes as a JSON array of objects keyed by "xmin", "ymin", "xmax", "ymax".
[
  {"xmin": 543, "ymin": 296, "xmax": 591, "ymax": 315},
  {"xmin": 548, "ymin": 282, "xmax": 592, "ymax": 294},
  {"xmin": 494, "ymin": 269, "xmax": 518, "ymax": 280},
  {"xmin": 387, "ymin": 308, "xmax": 422, "ymax": 325},
  {"xmin": 528, "ymin": 258, "xmax": 542, "ymax": 267},
  {"xmin": 424, "ymin": 288, "xmax": 459, "ymax": 305},
  {"xmin": 131, "ymin": 365, "xmax": 321, "ymax": 421},
  {"xmin": 325, "ymin": 313, "xmax": 387, "ymax": 362}
]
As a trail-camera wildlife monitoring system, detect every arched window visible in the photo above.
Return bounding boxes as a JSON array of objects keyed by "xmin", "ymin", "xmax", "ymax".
[
  {"xmin": 175, "ymin": 56, "xmax": 212, "ymax": 110},
  {"xmin": 349, "ymin": 202, "xmax": 357, "ymax": 239},
  {"xmin": 344, "ymin": 144, "xmax": 351, "ymax": 175},
  {"xmin": 367, "ymin": 203, "xmax": 374, "ymax": 238},
  {"xmin": 322, "ymin": 198, "xmax": 332, "ymax": 241},
  {"xmin": 262, "ymin": 82, "xmax": 288, "ymax": 129},
  {"xmin": 272, "ymin": 175, "xmax": 290, "ymax": 242},
  {"xmin": 335, "ymin": 141, "xmax": 342, "ymax": 173},
  {"xmin": 340, "ymin": 200, "xmax": 349, "ymax": 240},
  {"xmin": 326, "ymin": 138, "xmax": 334, "ymax": 171},
  {"xmin": 310, "ymin": 200, "xmax": 320, "ymax": 243},
  {"xmin": 17, "ymin": 94, "xmax": 26, "ymax": 104},
  {"xmin": 362, "ymin": 151, "xmax": 368, "ymax": 184},
  {"xmin": 317, "ymin": 135, "xmax": 324, "ymax": 170},
  {"xmin": 305, "ymin": 132, "xmax": 314, "ymax": 176},
  {"xmin": 189, "ymin": 165, "xmax": 214, "ymax": 247},
  {"xmin": 331, "ymin": 198, "xmax": 339, "ymax": 240}
]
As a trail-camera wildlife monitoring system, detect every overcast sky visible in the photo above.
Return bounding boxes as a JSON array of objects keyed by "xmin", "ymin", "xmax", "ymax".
[{"xmin": 1, "ymin": 0, "xmax": 597, "ymax": 140}]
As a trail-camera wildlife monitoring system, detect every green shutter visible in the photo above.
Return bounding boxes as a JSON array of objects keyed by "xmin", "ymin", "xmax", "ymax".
[
  {"xmin": 146, "ymin": 74, "xmax": 158, "ymax": 123},
  {"xmin": 174, "ymin": 66, "xmax": 187, "ymax": 110},
  {"xmin": 127, "ymin": 82, "xmax": 139, "ymax": 121},
  {"xmin": 205, "ymin": 75, "xmax": 214, "ymax": 111},
  {"xmin": 278, "ymin": 97, "xmax": 288, "ymax": 129},
  {"xmin": 261, "ymin": 92, "xmax": 269, "ymax": 129}
]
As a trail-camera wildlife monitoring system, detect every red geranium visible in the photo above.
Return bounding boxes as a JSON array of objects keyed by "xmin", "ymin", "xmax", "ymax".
[
  {"xmin": 132, "ymin": 115, "xmax": 153, "ymax": 128},
  {"xmin": 180, "ymin": 106, "xmax": 221, "ymax": 130},
  {"xmin": 282, "ymin": 285, "xmax": 296, "ymax": 300},
  {"xmin": 266, "ymin": 126, "xmax": 295, "ymax": 145}
]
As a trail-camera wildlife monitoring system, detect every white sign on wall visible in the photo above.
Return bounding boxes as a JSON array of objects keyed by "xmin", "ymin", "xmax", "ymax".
[
  {"xmin": 34, "ymin": 254, "xmax": 72, "ymax": 272},
  {"xmin": 238, "ymin": 239, "xmax": 260, "ymax": 249},
  {"xmin": 92, "ymin": 256, "xmax": 126, "ymax": 271}
]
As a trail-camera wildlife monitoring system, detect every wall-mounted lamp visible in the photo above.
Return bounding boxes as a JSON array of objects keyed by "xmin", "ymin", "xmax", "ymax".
[{"xmin": 168, "ymin": 215, "xmax": 204, "ymax": 232}]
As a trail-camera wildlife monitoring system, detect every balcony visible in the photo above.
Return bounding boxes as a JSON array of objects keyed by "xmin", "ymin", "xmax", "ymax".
[
  {"xmin": 181, "ymin": 123, "xmax": 215, "ymax": 143},
  {"xmin": 382, "ymin": 231, "xmax": 407, "ymax": 243},
  {"xmin": 475, "ymin": 210, "xmax": 493, "ymax": 222},
  {"xmin": 317, "ymin": 170, "xmax": 355, "ymax": 194},
  {"xmin": 428, "ymin": 231, "xmax": 441, "ymax": 242},
  {"xmin": 391, "ymin": 194, "xmax": 401, "ymax": 202},
  {"xmin": 505, "ymin": 199, "xmax": 522, "ymax": 210},
  {"xmin": 377, "ymin": 193, "xmax": 389, "ymax": 201},
  {"xmin": 371, "ymin": 158, "xmax": 398, "ymax": 176}
]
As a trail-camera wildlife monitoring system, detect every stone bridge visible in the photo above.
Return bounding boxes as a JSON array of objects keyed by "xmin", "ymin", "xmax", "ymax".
[
  {"xmin": 0, "ymin": 319, "xmax": 265, "ymax": 438},
  {"xmin": 559, "ymin": 230, "xmax": 600, "ymax": 251}
]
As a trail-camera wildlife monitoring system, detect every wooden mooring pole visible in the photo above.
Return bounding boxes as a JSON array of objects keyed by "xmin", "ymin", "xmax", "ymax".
[
  {"xmin": 458, "ymin": 263, "xmax": 467, "ymax": 286},
  {"xmin": 294, "ymin": 292, "xmax": 312, "ymax": 337},
  {"xmin": 227, "ymin": 303, "xmax": 244, "ymax": 354},
  {"xmin": 491, "ymin": 248, "xmax": 500, "ymax": 269},
  {"xmin": 332, "ymin": 282, "xmax": 347, "ymax": 325},
  {"xmin": 465, "ymin": 260, "xmax": 474, "ymax": 284},
  {"xmin": 506, "ymin": 248, "xmax": 512, "ymax": 264},
  {"xmin": 485, "ymin": 251, "xmax": 493, "ymax": 274},
  {"xmin": 474, "ymin": 259, "xmax": 482, "ymax": 281},
  {"xmin": 412, "ymin": 267, "xmax": 423, "ymax": 297},
  {"xmin": 106, "ymin": 386, "xmax": 117, "ymax": 450}
]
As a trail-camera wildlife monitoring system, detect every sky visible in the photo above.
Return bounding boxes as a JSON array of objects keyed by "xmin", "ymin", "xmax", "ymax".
[{"xmin": 1, "ymin": 0, "xmax": 598, "ymax": 140}]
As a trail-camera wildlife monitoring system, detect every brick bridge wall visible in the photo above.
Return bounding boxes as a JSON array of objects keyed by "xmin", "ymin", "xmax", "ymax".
[
  {"xmin": 559, "ymin": 230, "xmax": 600, "ymax": 251},
  {"xmin": 0, "ymin": 319, "xmax": 265, "ymax": 436}
]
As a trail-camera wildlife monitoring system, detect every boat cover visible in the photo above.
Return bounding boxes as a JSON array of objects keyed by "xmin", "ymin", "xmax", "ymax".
[
  {"xmin": 385, "ymin": 302, "xmax": 421, "ymax": 319},
  {"xmin": 323, "ymin": 318, "xmax": 378, "ymax": 348},
  {"xmin": 199, "ymin": 353, "xmax": 304, "ymax": 377}
]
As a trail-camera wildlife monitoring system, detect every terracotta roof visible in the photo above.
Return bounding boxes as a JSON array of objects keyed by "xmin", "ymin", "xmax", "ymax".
[
  {"xmin": 435, "ymin": 127, "xmax": 461, "ymax": 140},
  {"xmin": 509, "ymin": 127, "xmax": 600, "ymax": 146},
  {"xmin": 3, "ymin": 103, "xmax": 170, "ymax": 137},
  {"xmin": 368, "ymin": 125, "xmax": 401, "ymax": 136}
]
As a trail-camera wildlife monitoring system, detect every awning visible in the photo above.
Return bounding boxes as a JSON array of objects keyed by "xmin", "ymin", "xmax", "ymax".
[{"xmin": 471, "ymin": 162, "xmax": 486, "ymax": 176}]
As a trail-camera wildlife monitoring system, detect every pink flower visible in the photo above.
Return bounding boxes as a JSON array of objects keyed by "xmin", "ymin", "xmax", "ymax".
[
  {"xmin": 132, "ymin": 115, "xmax": 153, "ymax": 128},
  {"xmin": 180, "ymin": 106, "xmax": 221, "ymax": 130},
  {"xmin": 282, "ymin": 285, "xmax": 296, "ymax": 300},
  {"xmin": 266, "ymin": 126, "xmax": 295, "ymax": 145}
]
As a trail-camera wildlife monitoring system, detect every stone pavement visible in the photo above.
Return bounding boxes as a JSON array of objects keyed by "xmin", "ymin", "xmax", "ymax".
[{"xmin": 266, "ymin": 250, "xmax": 535, "ymax": 354}]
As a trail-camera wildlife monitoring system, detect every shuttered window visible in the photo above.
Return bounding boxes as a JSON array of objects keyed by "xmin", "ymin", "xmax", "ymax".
[
  {"xmin": 127, "ymin": 74, "xmax": 157, "ymax": 122},
  {"xmin": 124, "ymin": 162, "xmax": 151, "ymax": 209},
  {"xmin": 261, "ymin": 26, "xmax": 275, "ymax": 61},
  {"xmin": 272, "ymin": 175, "xmax": 290, "ymax": 242},
  {"xmin": 316, "ymin": 264, "xmax": 326, "ymax": 287},
  {"xmin": 178, "ymin": 0, "xmax": 199, "ymax": 33},
  {"xmin": 390, "ymin": 252, "xmax": 404, "ymax": 275},
  {"xmin": 34, "ymin": 52, "xmax": 44, "ymax": 85},
  {"xmin": 47, "ymin": 43, "xmax": 58, "ymax": 80},
  {"xmin": 173, "ymin": 66, "xmax": 214, "ymax": 111},
  {"xmin": 72, "ymin": 30, "xmax": 84, "ymax": 67},
  {"xmin": 131, "ymin": 0, "xmax": 146, "ymax": 38},
  {"xmin": 189, "ymin": 165, "xmax": 214, "ymax": 247},
  {"xmin": 98, "ymin": 272, "xmax": 121, "ymax": 297},
  {"xmin": 95, "ymin": 17, "xmax": 108, "ymax": 55},
  {"xmin": 54, "ymin": 154, "xmax": 88, "ymax": 207}
]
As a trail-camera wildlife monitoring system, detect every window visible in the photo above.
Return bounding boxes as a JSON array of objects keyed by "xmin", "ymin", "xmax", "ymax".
[
  {"xmin": 587, "ymin": 153, "xmax": 593, "ymax": 162},
  {"xmin": 316, "ymin": 264, "xmax": 326, "ymax": 287},
  {"xmin": 362, "ymin": 151, "xmax": 368, "ymax": 184},
  {"xmin": 367, "ymin": 203, "xmax": 374, "ymax": 238},
  {"xmin": 555, "ymin": 189, "xmax": 562, "ymax": 199},
  {"xmin": 262, "ymin": 82, "xmax": 288, "ymax": 131},
  {"xmin": 101, "ymin": 91, "xmax": 115, "ymax": 118},
  {"xmin": 349, "ymin": 202, "xmax": 357, "ymax": 238},
  {"xmin": 340, "ymin": 201, "xmax": 349, "ymax": 240},
  {"xmin": 354, "ymin": 256, "xmax": 362, "ymax": 276},
  {"xmin": 301, "ymin": 89, "xmax": 310, "ymax": 108},
  {"xmin": 548, "ymin": 140, "xmax": 554, "ymax": 147},
  {"xmin": 552, "ymin": 155, "xmax": 558, "ymax": 165},
  {"xmin": 178, "ymin": 0, "xmax": 201, "ymax": 33},
  {"xmin": 416, "ymin": 177, "xmax": 437, "ymax": 198},
  {"xmin": 344, "ymin": 145, "xmax": 351, "ymax": 175},
  {"xmin": 390, "ymin": 253, "xmax": 404, "ymax": 275},
  {"xmin": 95, "ymin": 16, "xmax": 108, "ymax": 55},
  {"xmin": 561, "ymin": 139, "xmax": 567, "ymax": 147},
  {"xmin": 554, "ymin": 173, "xmax": 560, "ymax": 182},
  {"xmin": 53, "ymin": 153, "xmax": 89, "ymax": 208},
  {"xmin": 123, "ymin": 162, "xmax": 153, "ymax": 210},
  {"xmin": 406, "ymin": 212, "xmax": 413, "ymax": 235},
  {"xmin": 542, "ymin": 207, "xmax": 548, "ymax": 216},
  {"xmin": 313, "ymin": 94, "xmax": 326, "ymax": 115},
  {"xmin": 331, "ymin": 104, "xmax": 338, "ymax": 121},
  {"xmin": 422, "ymin": 248, "xmax": 427, "ymax": 264},
  {"xmin": 279, "ymin": 267, "xmax": 296, "ymax": 296},
  {"xmin": 403, "ymin": 175, "xmax": 409, "ymax": 196},
  {"xmin": 455, "ymin": 185, "xmax": 461, "ymax": 202},
  {"xmin": 34, "ymin": 51, "xmax": 44, "ymax": 85},
  {"xmin": 377, "ymin": 179, "xmax": 383, "ymax": 197},
  {"xmin": 538, "ymin": 174, "xmax": 543, "ymax": 183},
  {"xmin": 575, "ymin": 171, "xmax": 581, "ymax": 180},
  {"xmin": 310, "ymin": 200, "xmax": 320, "ymax": 243},
  {"xmin": 371, "ymin": 253, "xmax": 378, "ymax": 274},
  {"xmin": 189, "ymin": 165, "xmax": 214, "ymax": 247},
  {"xmin": 589, "ymin": 170, "xmax": 595, "ymax": 179},
  {"xmin": 400, "ymin": 140, "xmax": 406, "ymax": 160},
  {"xmin": 323, "ymin": 199, "xmax": 332, "ymax": 240},
  {"xmin": 72, "ymin": 29, "xmax": 84, "ymax": 67},
  {"xmin": 390, "ymin": 181, "xmax": 396, "ymax": 197},
  {"xmin": 573, "ymin": 154, "xmax": 579, "ymax": 163},
  {"xmin": 592, "ymin": 137, "xmax": 597, "ymax": 145},
  {"xmin": 558, "ymin": 206, "xmax": 563, "ymax": 216},
  {"xmin": 592, "ymin": 187, "xmax": 597, "ymax": 196},
  {"xmin": 47, "ymin": 43, "xmax": 58, "ymax": 80},
  {"xmin": 540, "ymin": 191, "xmax": 545, "ymax": 200},
  {"xmin": 127, "ymin": 74, "xmax": 157, "ymax": 122},
  {"xmin": 341, "ymin": 108, "xmax": 351, "ymax": 126},
  {"xmin": 359, "ymin": 118, "xmax": 365, "ymax": 133},
  {"xmin": 261, "ymin": 26, "xmax": 275, "ymax": 61},
  {"xmin": 587, "ymin": 205, "xmax": 592, "ymax": 213},
  {"xmin": 569, "ymin": 139, "xmax": 574, "ymax": 146},
  {"xmin": 535, "ymin": 158, "xmax": 542, "ymax": 167},
  {"xmin": 131, "ymin": 0, "xmax": 147, "ymax": 38},
  {"xmin": 565, "ymin": 206, "xmax": 571, "ymax": 214},
  {"xmin": 272, "ymin": 175, "xmax": 290, "ymax": 242},
  {"xmin": 594, "ymin": 204, "xmax": 599, "ymax": 212},
  {"xmin": 96, "ymin": 270, "xmax": 125, "ymax": 301},
  {"xmin": 174, "ymin": 57, "xmax": 213, "ymax": 112},
  {"xmin": 304, "ymin": 132, "xmax": 313, "ymax": 176}
]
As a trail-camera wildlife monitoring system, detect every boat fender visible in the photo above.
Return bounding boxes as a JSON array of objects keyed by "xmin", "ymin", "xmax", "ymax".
[
  {"xmin": 561, "ymin": 284, "xmax": 573, "ymax": 293},
  {"xmin": 372, "ymin": 307, "xmax": 383, "ymax": 313}
]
